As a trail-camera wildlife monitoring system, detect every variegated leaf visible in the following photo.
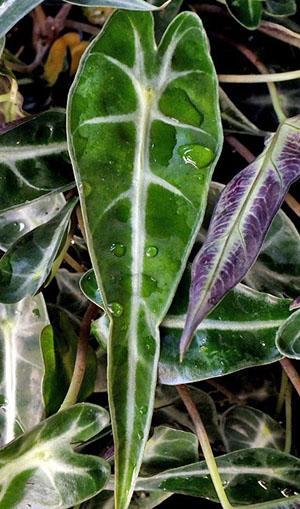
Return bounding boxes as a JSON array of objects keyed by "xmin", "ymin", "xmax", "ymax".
[
  {"xmin": 0, "ymin": 293, "xmax": 48, "ymax": 446},
  {"xmin": 225, "ymin": 0, "xmax": 263, "ymax": 29},
  {"xmin": 181, "ymin": 116, "xmax": 300, "ymax": 356},
  {"xmin": 276, "ymin": 308, "xmax": 300, "ymax": 359},
  {"xmin": 68, "ymin": 10, "xmax": 222, "ymax": 508}
]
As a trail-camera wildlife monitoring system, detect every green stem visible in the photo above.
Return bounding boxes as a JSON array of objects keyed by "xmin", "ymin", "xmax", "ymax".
[
  {"xmin": 60, "ymin": 303, "xmax": 98, "ymax": 411},
  {"xmin": 284, "ymin": 381, "xmax": 292, "ymax": 454},
  {"xmin": 177, "ymin": 385, "xmax": 233, "ymax": 509},
  {"xmin": 276, "ymin": 370, "xmax": 288, "ymax": 415}
]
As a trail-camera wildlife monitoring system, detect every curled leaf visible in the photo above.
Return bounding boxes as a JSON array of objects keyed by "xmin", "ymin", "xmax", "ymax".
[{"xmin": 181, "ymin": 116, "xmax": 300, "ymax": 357}]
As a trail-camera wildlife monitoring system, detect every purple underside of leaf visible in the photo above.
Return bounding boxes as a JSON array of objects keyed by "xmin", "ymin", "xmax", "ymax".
[{"xmin": 180, "ymin": 116, "xmax": 300, "ymax": 358}]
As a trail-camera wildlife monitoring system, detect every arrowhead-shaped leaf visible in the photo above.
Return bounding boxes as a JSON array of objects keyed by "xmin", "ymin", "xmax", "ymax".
[
  {"xmin": 0, "ymin": 403, "xmax": 110, "ymax": 508},
  {"xmin": 225, "ymin": 0, "xmax": 263, "ymax": 29},
  {"xmin": 0, "ymin": 198, "xmax": 77, "ymax": 303},
  {"xmin": 68, "ymin": 10, "xmax": 222, "ymax": 508},
  {"xmin": 181, "ymin": 116, "xmax": 300, "ymax": 356},
  {"xmin": 0, "ymin": 293, "xmax": 48, "ymax": 446},
  {"xmin": 0, "ymin": 109, "xmax": 74, "ymax": 213},
  {"xmin": 276, "ymin": 308, "xmax": 300, "ymax": 359}
]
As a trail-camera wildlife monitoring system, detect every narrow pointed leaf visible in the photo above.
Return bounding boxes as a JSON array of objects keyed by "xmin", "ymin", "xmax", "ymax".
[
  {"xmin": 0, "ymin": 403, "xmax": 110, "ymax": 508},
  {"xmin": 68, "ymin": 10, "xmax": 222, "ymax": 508},
  {"xmin": 0, "ymin": 109, "xmax": 74, "ymax": 213},
  {"xmin": 276, "ymin": 308, "xmax": 300, "ymax": 359},
  {"xmin": 181, "ymin": 116, "xmax": 300, "ymax": 356},
  {"xmin": 0, "ymin": 198, "xmax": 77, "ymax": 303},
  {"xmin": 221, "ymin": 406, "xmax": 285, "ymax": 452},
  {"xmin": 134, "ymin": 448, "xmax": 300, "ymax": 505},
  {"xmin": 0, "ymin": 293, "xmax": 48, "ymax": 445},
  {"xmin": 225, "ymin": 0, "xmax": 263, "ymax": 29},
  {"xmin": 219, "ymin": 88, "xmax": 267, "ymax": 137},
  {"xmin": 0, "ymin": 193, "xmax": 65, "ymax": 251}
]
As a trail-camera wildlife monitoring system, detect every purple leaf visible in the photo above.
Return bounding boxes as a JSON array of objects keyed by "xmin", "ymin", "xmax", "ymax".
[{"xmin": 180, "ymin": 115, "xmax": 300, "ymax": 358}]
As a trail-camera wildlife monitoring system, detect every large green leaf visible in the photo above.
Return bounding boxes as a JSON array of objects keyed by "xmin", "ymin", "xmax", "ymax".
[
  {"xmin": 221, "ymin": 406, "xmax": 285, "ymax": 452},
  {"xmin": 41, "ymin": 312, "xmax": 97, "ymax": 416},
  {"xmin": 141, "ymin": 426, "xmax": 198, "ymax": 474},
  {"xmin": 0, "ymin": 198, "xmax": 77, "ymax": 304},
  {"xmin": 0, "ymin": 403, "xmax": 110, "ymax": 508},
  {"xmin": 0, "ymin": 193, "xmax": 65, "ymax": 251},
  {"xmin": 68, "ymin": 10, "xmax": 222, "ymax": 508},
  {"xmin": 276, "ymin": 308, "xmax": 300, "ymax": 359},
  {"xmin": 225, "ymin": 0, "xmax": 263, "ymax": 29},
  {"xmin": 133, "ymin": 448, "xmax": 300, "ymax": 505},
  {"xmin": 0, "ymin": 293, "xmax": 48, "ymax": 446},
  {"xmin": 0, "ymin": 109, "xmax": 73, "ymax": 213},
  {"xmin": 159, "ymin": 280, "xmax": 290, "ymax": 385}
]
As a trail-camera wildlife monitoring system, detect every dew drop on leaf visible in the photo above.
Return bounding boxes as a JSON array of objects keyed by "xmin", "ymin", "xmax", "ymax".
[
  {"xmin": 145, "ymin": 246, "xmax": 158, "ymax": 258},
  {"xmin": 110, "ymin": 243, "xmax": 126, "ymax": 257},
  {"xmin": 178, "ymin": 144, "xmax": 214, "ymax": 169},
  {"xmin": 109, "ymin": 302, "xmax": 123, "ymax": 317}
]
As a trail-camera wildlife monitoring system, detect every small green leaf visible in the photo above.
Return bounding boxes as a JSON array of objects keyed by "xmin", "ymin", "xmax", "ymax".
[
  {"xmin": 0, "ymin": 198, "xmax": 77, "ymax": 304},
  {"xmin": 0, "ymin": 109, "xmax": 74, "ymax": 213},
  {"xmin": 134, "ymin": 448, "xmax": 300, "ymax": 504},
  {"xmin": 221, "ymin": 406, "xmax": 285, "ymax": 452},
  {"xmin": 80, "ymin": 269, "xmax": 105, "ymax": 308},
  {"xmin": 225, "ymin": 0, "xmax": 263, "ymax": 29},
  {"xmin": 142, "ymin": 426, "xmax": 198, "ymax": 474},
  {"xmin": 41, "ymin": 312, "xmax": 97, "ymax": 416},
  {"xmin": 0, "ymin": 293, "xmax": 48, "ymax": 445},
  {"xmin": 276, "ymin": 308, "xmax": 300, "ymax": 359},
  {"xmin": 0, "ymin": 193, "xmax": 65, "ymax": 251},
  {"xmin": 265, "ymin": 0, "xmax": 296, "ymax": 16},
  {"xmin": 0, "ymin": 403, "xmax": 110, "ymax": 508}
]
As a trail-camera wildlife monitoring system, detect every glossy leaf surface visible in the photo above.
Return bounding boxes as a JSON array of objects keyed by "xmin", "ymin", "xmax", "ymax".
[
  {"xmin": 265, "ymin": 0, "xmax": 296, "ymax": 16},
  {"xmin": 68, "ymin": 10, "xmax": 222, "ymax": 508},
  {"xmin": 0, "ymin": 109, "xmax": 73, "ymax": 213},
  {"xmin": 0, "ymin": 193, "xmax": 65, "ymax": 251},
  {"xmin": 221, "ymin": 406, "xmax": 285, "ymax": 452},
  {"xmin": 0, "ymin": 293, "xmax": 48, "ymax": 446},
  {"xmin": 65, "ymin": 0, "xmax": 168, "ymax": 9},
  {"xmin": 134, "ymin": 448, "xmax": 300, "ymax": 504},
  {"xmin": 225, "ymin": 0, "xmax": 262, "ymax": 29},
  {"xmin": 0, "ymin": 198, "xmax": 77, "ymax": 303},
  {"xmin": 0, "ymin": 0, "xmax": 43, "ymax": 38},
  {"xmin": 181, "ymin": 116, "xmax": 300, "ymax": 356},
  {"xmin": 276, "ymin": 308, "xmax": 300, "ymax": 359},
  {"xmin": 0, "ymin": 403, "xmax": 110, "ymax": 508}
]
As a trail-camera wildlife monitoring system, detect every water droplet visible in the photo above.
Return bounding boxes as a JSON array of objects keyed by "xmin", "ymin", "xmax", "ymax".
[
  {"xmin": 139, "ymin": 406, "xmax": 147, "ymax": 415},
  {"xmin": 178, "ymin": 144, "xmax": 214, "ymax": 169},
  {"xmin": 145, "ymin": 246, "xmax": 158, "ymax": 258},
  {"xmin": 109, "ymin": 302, "xmax": 123, "ymax": 317},
  {"xmin": 110, "ymin": 243, "xmax": 126, "ymax": 257},
  {"xmin": 258, "ymin": 480, "xmax": 268, "ymax": 490}
]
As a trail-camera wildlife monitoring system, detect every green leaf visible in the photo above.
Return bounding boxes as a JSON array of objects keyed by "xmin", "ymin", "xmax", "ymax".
[
  {"xmin": 159, "ymin": 278, "xmax": 290, "ymax": 384},
  {"xmin": 65, "ymin": 0, "xmax": 169, "ymax": 9},
  {"xmin": 41, "ymin": 312, "xmax": 97, "ymax": 415},
  {"xmin": 0, "ymin": 193, "xmax": 65, "ymax": 251},
  {"xmin": 221, "ymin": 406, "xmax": 285, "ymax": 452},
  {"xmin": 0, "ymin": 109, "xmax": 74, "ymax": 213},
  {"xmin": 0, "ymin": 403, "xmax": 110, "ymax": 508},
  {"xmin": 80, "ymin": 269, "xmax": 105, "ymax": 308},
  {"xmin": 0, "ymin": 293, "xmax": 48, "ymax": 445},
  {"xmin": 0, "ymin": 198, "xmax": 77, "ymax": 304},
  {"xmin": 225, "ymin": 0, "xmax": 263, "ymax": 29},
  {"xmin": 154, "ymin": 0, "xmax": 184, "ymax": 40},
  {"xmin": 141, "ymin": 426, "xmax": 198, "ymax": 474},
  {"xmin": 265, "ymin": 0, "xmax": 296, "ymax": 17},
  {"xmin": 134, "ymin": 448, "xmax": 300, "ymax": 505},
  {"xmin": 276, "ymin": 308, "xmax": 300, "ymax": 359},
  {"xmin": 0, "ymin": 0, "xmax": 44, "ymax": 38},
  {"xmin": 68, "ymin": 10, "xmax": 222, "ymax": 508}
]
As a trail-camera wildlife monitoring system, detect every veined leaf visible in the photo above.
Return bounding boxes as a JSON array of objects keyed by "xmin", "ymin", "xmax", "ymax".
[
  {"xmin": 141, "ymin": 426, "xmax": 198, "ymax": 474},
  {"xmin": 181, "ymin": 116, "xmax": 300, "ymax": 356},
  {"xmin": 160, "ymin": 280, "xmax": 289, "ymax": 384},
  {"xmin": 80, "ymin": 269, "xmax": 105, "ymax": 308},
  {"xmin": 0, "ymin": 0, "xmax": 44, "ymax": 38},
  {"xmin": 41, "ymin": 312, "xmax": 97, "ymax": 416},
  {"xmin": 0, "ymin": 403, "xmax": 110, "ymax": 508},
  {"xmin": 221, "ymin": 406, "xmax": 285, "ymax": 452},
  {"xmin": 0, "ymin": 193, "xmax": 65, "ymax": 251},
  {"xmin": 68, "ymin": 10, "xmax": 222, "ymax": 508},
  {"xmin": 225, "ymin": 0, "xmax": 263, "ymax": 29},
  {"xmin": 0, "ymin": 109, "xmax": 74, "ymax": 213},
  {"xmin": 276, "ymin": 308, "xmax": 300, "ymax": 359},
  {"xmin": 65, "ymin": 0, "xmax": 169, "ymax": 9},
  {"xmin": 0, "ymin": 293, "xmax": 48, "ymax": 446},
  {"xmin": 133, "ymin": 448, "xmax": 300, "ymax": 505},
  {"xmin": 265, "ymin": 0, "xmax": 296, "ymax": 17},
  {"xmin": 0, "ymin": 198, "xmax": 77, "ymax": 303}
]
